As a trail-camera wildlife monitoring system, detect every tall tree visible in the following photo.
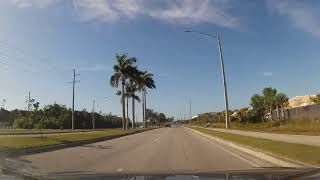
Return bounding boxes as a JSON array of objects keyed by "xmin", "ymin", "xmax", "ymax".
[
  {"xmin": 250, "ymin": 94, "xmax": 265, "ymax": 121},
  {"xmin": 262, "ymin": 87, "xmax": 277, "ymax": 118},
  {"xmin": 276, "ymin": 93, "xmax": 289, "ymax": 120},
  {"xmin": 126, "ymin": 81, "xmax": 140, "ymax": 128},
  {"xmin": 110, "ymin": 54, "xmax": 137, "ymax": 130},
  {"xmin": 136, "ymin": 71, "xmax": 156, "ymax": 128}
]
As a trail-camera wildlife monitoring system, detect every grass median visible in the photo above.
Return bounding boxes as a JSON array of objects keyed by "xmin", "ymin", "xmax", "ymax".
[
  {"xmin": 0, "ymin": 128, "xmax": 146, "ymax": 151},
  {"xmin": 189, "ymin": 126, "xmax": 320, "ymax": 166},
  {"xmin": 0, "ymin": 129, "xmax": 98, "ymax": 135}
]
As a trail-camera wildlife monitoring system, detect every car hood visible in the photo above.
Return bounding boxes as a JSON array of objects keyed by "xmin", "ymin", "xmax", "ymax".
[{"xmin": 2, "ymin": 167, "xmax": 320, "ymax": 180}]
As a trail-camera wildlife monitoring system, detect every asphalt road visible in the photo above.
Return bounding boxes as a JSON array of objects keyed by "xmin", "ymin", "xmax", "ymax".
[{"xmin": 16, "ymin": 127, "xmax": 274, "ymax": 177}]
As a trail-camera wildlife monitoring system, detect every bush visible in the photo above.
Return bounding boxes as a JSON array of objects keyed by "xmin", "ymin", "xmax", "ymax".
[{"xmin": 13, "ymin": 117, "xmax": 32, "ymax": 129}]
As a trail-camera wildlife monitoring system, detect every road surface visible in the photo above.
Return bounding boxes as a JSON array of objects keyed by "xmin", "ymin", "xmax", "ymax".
[
  {"xmin": 14, "ymin": 127, "xmax": 274, "ymax": 177},
  {"xmin": 209, "ymin": 128, "xmax": 320, "ymax": 147}
]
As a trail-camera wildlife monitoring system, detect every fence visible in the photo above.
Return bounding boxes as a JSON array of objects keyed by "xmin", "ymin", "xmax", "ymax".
[{"xmin": 271, "ymin": 104, "xmax": 320, "ymax": 120}]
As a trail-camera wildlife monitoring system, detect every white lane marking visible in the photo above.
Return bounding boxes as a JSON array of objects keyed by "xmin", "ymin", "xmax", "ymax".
[
  {"xmin": 116, "ymin": 168, "xmax": 123, "ymax": 172},
  {"xmin": 186, "ymin": 128, "xmax": 260, "ymax": 167},
  {"xmin": 153, "ymin": 136, "xmax": 161, "ymax": 143}
]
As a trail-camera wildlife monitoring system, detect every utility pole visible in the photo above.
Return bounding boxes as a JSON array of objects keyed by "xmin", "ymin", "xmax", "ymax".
[
  {"xmin": 216, "ymin": 34, "xmax": 230, "ymax": 129},
  {"xmin": 189, "ymin": 98, "xmax": 192, "ymax": 125},
  {"xmin": 27, "ymin": 91, "xmax": 31, "ymax": 111},
  {"xmin": 68, "ymin": 69, "xmax": 80, "ymax": 131},
  {"xmin": 92, "ymin": 100, "xmax": 95, "ymax": 130}
]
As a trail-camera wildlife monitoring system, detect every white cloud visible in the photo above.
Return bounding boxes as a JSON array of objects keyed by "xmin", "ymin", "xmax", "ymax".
[
  {"xmin": 148, "ymin": 0, "xmax": 239, "ymax": 28},
  {"xmin": 267, "ymin": 0, "xmax": 320, "ymax": 38},
  {"xmin": 10, "ymin": 0, "xmax": 240, "ymax": 28},
  {"xmin": 10, "ymin": 0, "xmax": 58, "ymax": 8},
  {"xmin": 262, "ymin": 72, "xmax": 273, "ymax": 76}
]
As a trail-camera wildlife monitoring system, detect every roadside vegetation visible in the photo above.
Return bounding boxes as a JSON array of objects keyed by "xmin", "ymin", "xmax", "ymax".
[
  {"xmin": 0, "ymin": 129, "xmax": 146, "ymax": 151},
  {"xmin": 191, "ymin": 87, "xmax": 320, "ymax": 135},
  {"xmin": 190, "ymin": 127, "xmax": 320, "ymax": 166},
  {"xmin": 211, "ymin": 119, "xmax": 320, "ymax": 136},
  {"xmin": 0, "ymin": 105, "xmax": 122, "ymax": 130}
]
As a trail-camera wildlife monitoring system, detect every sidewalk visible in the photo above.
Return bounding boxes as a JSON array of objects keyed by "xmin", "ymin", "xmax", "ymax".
[{"xmin": 208, "ymin": 128, "xmax": 320, "ymax": 147}]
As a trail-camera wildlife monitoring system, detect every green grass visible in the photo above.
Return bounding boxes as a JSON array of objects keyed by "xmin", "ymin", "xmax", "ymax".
[
  {"xmin": 0, "ymin": 128, "xmax": 146, "ymax": 151},
  {"xmin": 210, "ymin": 119, "xmax": 320, "ymax": 136},
  {"xmin": 0, "ymin": 129, "xmax": 101, "ymax": 135},
  {"xmin": 190, "ymin": 126, "xmax": 320, "ymax": 166}
]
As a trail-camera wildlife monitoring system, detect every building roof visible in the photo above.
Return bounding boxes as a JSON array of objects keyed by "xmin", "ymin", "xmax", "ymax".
[{"xmin": 289, "ymin": 95, "xmax": 316, "ymax": 108}]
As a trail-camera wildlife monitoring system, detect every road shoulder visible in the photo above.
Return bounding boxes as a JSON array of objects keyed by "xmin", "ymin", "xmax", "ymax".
[{"xmin": 185, "ymin": 126, "xmax": 308, "ymax": 168}]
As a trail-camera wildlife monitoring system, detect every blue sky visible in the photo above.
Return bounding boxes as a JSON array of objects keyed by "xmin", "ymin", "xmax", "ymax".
[{"xmin": 0, "ymin": 0, "xmax": 320, "ymax": 120}]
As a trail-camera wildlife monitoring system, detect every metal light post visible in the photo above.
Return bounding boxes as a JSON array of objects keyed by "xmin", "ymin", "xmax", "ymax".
[{"xmin": 184, "ymin": 29, "xmax": 230, "ymax": 129}]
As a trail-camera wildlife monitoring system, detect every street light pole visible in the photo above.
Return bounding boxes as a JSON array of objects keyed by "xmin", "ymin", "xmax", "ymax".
[
  {"xmin": 189, "ymin": 98, "xmax": 192, "ymax": 126},
  {"xmin": 216, "ymin": 34, "xmax": 230, "ymax": 129},
  {"xmin": 184, "ymin": 30, "xmax": 230, "ymax": 129}
]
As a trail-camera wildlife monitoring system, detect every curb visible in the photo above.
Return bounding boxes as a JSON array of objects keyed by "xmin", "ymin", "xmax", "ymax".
[
  {"xmin": 185, "ymin": 127, "xmax": 308, "ymax": 168},
  {"xmin": 1, "ymin": 128, "xmax": 156, "ymax": 157}
]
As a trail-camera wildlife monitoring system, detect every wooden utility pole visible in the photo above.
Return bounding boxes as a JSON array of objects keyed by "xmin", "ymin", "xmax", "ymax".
[
  {"xmin": 70, "ymin": 69, "xmax": 80, "ymax": 131},
  {"xmin": 92, "ymin": 100, "xmax": 95, "ymax": 130}
]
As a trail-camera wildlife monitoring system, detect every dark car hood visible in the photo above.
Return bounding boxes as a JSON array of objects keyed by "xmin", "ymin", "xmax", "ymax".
[{"xmin": 2, "ymin": 167, "xmax": 320, "ymax": 180}]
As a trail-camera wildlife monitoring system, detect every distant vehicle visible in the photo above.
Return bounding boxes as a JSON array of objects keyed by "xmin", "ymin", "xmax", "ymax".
[
  {"xmin": 205, "ymin": 123, "xmax": 211, "ymax": 128},
  {"xmin": 164, "ymin": 123, "xmax": 171, "ymax": 128}
]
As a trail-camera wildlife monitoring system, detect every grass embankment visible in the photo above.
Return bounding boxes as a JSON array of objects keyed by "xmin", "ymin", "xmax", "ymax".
[
  {"xmin": 0, "ymin": 128, "xmax": 145, "ymax": 151},
  {"xmin": 0, "ymin": 129, "xmax": 98, "ymax": 135},
  {"xmin": 190, "ymin": 126, "xmax": 320, "ymax": 166},
  {"xmin": 211, "ymin": 119, "xmax": 320, "ymax": 136}
]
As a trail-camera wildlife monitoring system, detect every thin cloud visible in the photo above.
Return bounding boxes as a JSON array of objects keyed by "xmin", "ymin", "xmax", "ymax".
[
  {"xmin": 262, "ymin": 72, "xmax": 273, "ymax": 76},
  {"xmin": 147, "ymin": 0, "xmax": 240, "ymax": 28},
  {"xmin": 10, "ymin": 0, "xmax": 58, "ymax": 8},
  {"xmin": 267, "ymin": 0, "xmax": 320, "ymax": 38},
  {"xmin": 10, "ymin": 0, "xmax": 241, "ymax": 29},
  {"xmin": 77, "ymin": 64, "xmax": 111, "ymax": 72}
]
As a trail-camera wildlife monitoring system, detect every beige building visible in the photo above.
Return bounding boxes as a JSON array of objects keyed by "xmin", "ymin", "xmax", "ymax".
[{"xmin": 288, "ymin": 95, "xmax": 316, "ymax": 108}]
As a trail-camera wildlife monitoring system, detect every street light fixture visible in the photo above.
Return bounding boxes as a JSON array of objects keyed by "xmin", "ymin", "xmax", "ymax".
[{"xmin": 184, "ymin": 29, "xmax": 230, "ymax": 129}]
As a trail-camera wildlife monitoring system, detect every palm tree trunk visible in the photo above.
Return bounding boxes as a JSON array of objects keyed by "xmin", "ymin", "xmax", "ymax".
[
  {"xmin": 142, "ymin": 90, "xmax": 145, "ymax": 128},
  {"xmin": 132, "ymin": 98, "xmax": 135, "ymax": 128},
  {"xmin": 121, "ymin": 81, "xmax": 126, "ymax": 130},
  {"xmin": 281, "ymin": 105, "xmax": 285, "ymax": 120},
  {"xmin": 126, "ymin": 96, "xmax": 129, "ymax": 129},
  {"xmin": 269, "ymin": 108, "xmax": 272, "ymax": 121},
  {"xmin": 144, "ymin": 90, "xmax": 147, "ymax": 128}
]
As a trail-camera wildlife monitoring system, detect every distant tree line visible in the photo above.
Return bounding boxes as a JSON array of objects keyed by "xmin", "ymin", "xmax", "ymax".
[
  {"xmin": 0, "ymin": 103, "xmax": 122, "ymax": 129},
  {"xmin": 145, "ymin": 108, "xmax": 174, "ymax": 127}
]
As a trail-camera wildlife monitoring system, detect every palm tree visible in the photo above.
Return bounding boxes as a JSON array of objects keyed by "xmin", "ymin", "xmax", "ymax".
[
  {"xmin": 262, "ymin": 87, "xmax": 277, "ymax": 120},
  {"xmin": 275, "ymin": 93, "xmax": 289, "ymax": 120},
  {"xmin": 136, "ymin": 71, "xmax": 156, "ymax": 128},
  {"xmin": 126, "ymin": 81, "xmax": 140, "ymax": 128},
  {"xmin": 110, "ymin": 54, "xmax": 137, "ymax": 130}
]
